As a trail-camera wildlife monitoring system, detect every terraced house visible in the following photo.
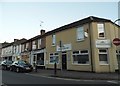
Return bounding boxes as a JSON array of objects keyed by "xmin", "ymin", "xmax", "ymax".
[
  {"xmin": 45, "ymin": 16, "xmax": 120, "ymax": 73},
  {"xmin": 30, "ymin": 30, "xmax": 46, "ymax": 69}
]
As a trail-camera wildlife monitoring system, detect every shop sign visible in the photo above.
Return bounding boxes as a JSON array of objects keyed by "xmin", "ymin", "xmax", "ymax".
[
  {"xmin": 57, "ymin": 44, "xmax": 72, "ymax": 51},
  {"xmin": 96, "ymin": 39, "xmax": 111, "ymax": 48}
]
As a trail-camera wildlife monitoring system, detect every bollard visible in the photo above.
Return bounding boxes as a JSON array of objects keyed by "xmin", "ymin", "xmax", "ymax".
[
  {"xmin": 54, "ymin": 62, "xmax": 57, "ymax": 75},
  {"xmin": 35, "ymin": 64, "xmax": 37, "ymax": 72}
]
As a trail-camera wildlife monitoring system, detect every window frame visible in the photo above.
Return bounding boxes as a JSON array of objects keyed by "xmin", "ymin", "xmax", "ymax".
[
  {"xmin": 52, "ymin": 34, "xmax": 56, "ymax": 46},
  {"xmin": 38, "ymin": 39, "xmax": 41, "ymax": 49},
  {"xmin": 98, "ymin": 49, "xmax": 108, "ymax": 65},
  {"xmin": 116, "ymin": 50, "xmax": 120, "ymax": 65},
  {"xmin": 49, "ymin": 52, "xmax": 59, "ymax": 64},
  {"xmin": 72, "ymin": 50, "xmax": 89, "ymax": 65},
  {"xmin": 76, "ymin": 26, "xmax": 85, "ymax": 41},
  {"xmin": 97, "ymin": 23, "xmax": 105, "ymax": 39}
]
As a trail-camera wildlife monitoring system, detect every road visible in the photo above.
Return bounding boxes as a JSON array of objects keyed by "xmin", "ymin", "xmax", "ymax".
[{"xmin": 1, "ymin": 70, "xmax": 119, "ymax": 86}]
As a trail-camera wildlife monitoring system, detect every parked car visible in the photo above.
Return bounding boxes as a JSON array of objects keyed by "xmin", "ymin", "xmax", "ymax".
[
  {"xmin": 1, "ymin": 60, "xmax": 13, "ymax": 70},
  {"xmin": 10, "ymin": 60, "xmax": 33, "ymax": 73}
]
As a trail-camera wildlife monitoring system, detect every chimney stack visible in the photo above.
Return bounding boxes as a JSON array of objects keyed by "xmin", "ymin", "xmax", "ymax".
[
  {"xmin": 14, "ymin": 39, "xmax": 19, "ymax": 42},
  {"xmin": 40, "ymin": 29, "xmax": 45, "ymax": 35}
]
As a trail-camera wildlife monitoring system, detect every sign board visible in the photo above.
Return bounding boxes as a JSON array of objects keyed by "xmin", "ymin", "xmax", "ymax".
[
  {"xmin": 113, "ymin": 38, "xmax": 120, "ymax": 46},
  {"xmin": 57, "ymin": 44, "xmax": 72, "ymax": 52},
  {"xmin": 96, "ymin": 39, "xmax": 111, "ymax": 48}
]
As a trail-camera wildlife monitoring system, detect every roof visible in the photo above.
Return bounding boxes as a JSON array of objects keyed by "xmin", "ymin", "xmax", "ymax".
[
  {"xmin": 2, "ymin": 38, "xmax": 27, "ymax": 48},
  {"xmin": 13, "ymin": 38, "xmax": 27, "ymax": 45},
  {"xmin": 44, "ymin": 16, "xmax": 119, "ymax": 36},
  {"xmin": 21, "ymin": 16, "xmax": 120, "ymax": 43}
]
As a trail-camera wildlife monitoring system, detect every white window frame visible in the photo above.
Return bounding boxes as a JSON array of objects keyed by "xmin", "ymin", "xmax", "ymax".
[
  {"xmin": 49, "ymin": 53, "xmax": 59, "ymax": 64},
  {"xmin": 32, "ymin": 41, "xmax": 36, "ymax": 50},
  {"xmin": 76, "ymin": 26, "xmax": 85, "ymax": 41},
  {"xmin": 99, "ymin": 49, "xmax": 108, "ymax": 65},
  {"xmin": 97, "ymin": 23, "xmax": 105, "ymax": 39},
  {"xmin": 38, "ymin": 39, "xmax": 41, "ymax": 49},
  {"xmin": 52, "ymin": 34, "xmax": 56, "ymax": 46},
  {"xmin": 72, "ymin": 50, "xmax": 89, "ymax": 64},
  {"xmin": 116, "ymin": 50, "xmax": 120, "ymax": 65}
]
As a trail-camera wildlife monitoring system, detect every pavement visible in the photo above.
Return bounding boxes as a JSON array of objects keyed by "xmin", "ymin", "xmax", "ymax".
[{"xmin": 29, "ymin": 69, "xmax": 120, "ymax": 80}]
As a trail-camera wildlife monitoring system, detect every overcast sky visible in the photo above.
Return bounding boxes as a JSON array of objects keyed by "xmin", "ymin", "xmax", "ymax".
[{"xmin": 0, "ymin": 0, "xmax": 119, "ymax": 43}]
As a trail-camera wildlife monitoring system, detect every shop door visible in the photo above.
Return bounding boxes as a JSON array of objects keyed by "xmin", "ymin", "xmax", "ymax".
[{"xmin": 62, "ymin": 54, "xmax": 67, "ymax": 70}]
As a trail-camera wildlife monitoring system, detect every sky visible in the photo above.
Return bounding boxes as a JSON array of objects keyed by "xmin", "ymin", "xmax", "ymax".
[{"xmin": 0, "ymin": 0, "xmax": 119, "ymax": 43}]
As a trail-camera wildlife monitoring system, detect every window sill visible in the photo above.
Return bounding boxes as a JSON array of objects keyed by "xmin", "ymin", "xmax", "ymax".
[
  {"xmin": 76, "ymin": 39, "xmax": 85, "ymax": 42},
  {"xmin": 72, "ymin": 63, "xmax": 90, "ymax": 65},
  {"xmin": 52, "ymin": 45, "xmax": 56, "ymax": 47},
  {"xmin": 97, "ymin": 37, "xmax": 106, "ymax": 40},
  {"xmin": 49, "ymin": 63, "xmax": 59, "ymax": 64},
  {"xmin": 99, "ymin": 64, "xmax": 109, "ymax": 65}
]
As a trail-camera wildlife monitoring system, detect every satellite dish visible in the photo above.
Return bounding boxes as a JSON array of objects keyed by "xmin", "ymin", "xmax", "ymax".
[{"xmin": 85, "ymin": 32, "xmax": 88, "ymax": 37}]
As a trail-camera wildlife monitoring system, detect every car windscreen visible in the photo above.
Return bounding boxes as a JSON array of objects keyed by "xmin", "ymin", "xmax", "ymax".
[
  {"xmin": 18, "ymin": 61, "xmax": 26, "ymax": 65},
  {"xmin": 6, "ymin": 61, "xmax": 13, "ymax": 64}
]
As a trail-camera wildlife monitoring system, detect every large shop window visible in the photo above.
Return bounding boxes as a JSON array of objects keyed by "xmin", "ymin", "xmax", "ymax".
[
  {"xmin": 97, "ymin": 23, "xmax": 105, "ymax": 38},
  {"xmin": 99, "ymin": 49, "xmax": 108, "ymax": 64},
  {"xmin": 52, "ymin": 34, "xmax": 56, "ymax": 46},
  {"xmin": 37, "ymin": 53, "xmax": 44, "ymax": 65},
  {"xmin": 77, "ymin": 26, "xmax": 85, "ymax": 41},
  {"xmin": 73, "ymin": 50, "xmax": 89, "ymax": 64},
  {"xmin": 49, "ymin": 53, "xmax": 59, "ymax": 63}
]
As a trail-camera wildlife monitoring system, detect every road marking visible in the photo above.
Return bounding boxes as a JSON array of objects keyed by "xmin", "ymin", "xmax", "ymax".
[
  {"xmin": 25, "ymin": 73, "xmax": 119, "ymax": 84},
  {"xmin": 107, "ymin": 81, "xmax": 119, "ymax": 84}
]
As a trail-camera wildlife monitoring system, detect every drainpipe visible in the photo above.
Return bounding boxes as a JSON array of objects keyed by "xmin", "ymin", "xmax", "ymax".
[{"xmin": 88, "ymin": 22, "xmax": 94, "ymax": 72}]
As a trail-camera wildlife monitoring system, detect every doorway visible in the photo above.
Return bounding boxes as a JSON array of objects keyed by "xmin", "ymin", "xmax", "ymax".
[{"xmin": 62, "ymin": 53, "xmax": 67, "ymax": 70}]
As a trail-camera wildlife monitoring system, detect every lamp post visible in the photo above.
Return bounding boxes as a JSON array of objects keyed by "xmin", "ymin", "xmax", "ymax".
[
  {"xmin": 59, "ymin": 40, "xmax": 62, "ymax": 71},
  {"xmin": 113, "ymin": 19, "xmax": 120, "ymax": 73}
]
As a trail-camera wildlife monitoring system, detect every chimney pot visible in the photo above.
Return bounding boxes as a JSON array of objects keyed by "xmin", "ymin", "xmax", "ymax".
[{"xmin": 40, "ymin": 29, "xmax": 45, "ymax": 35}]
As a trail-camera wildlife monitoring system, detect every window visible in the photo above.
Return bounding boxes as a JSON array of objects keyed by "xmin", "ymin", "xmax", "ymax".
[
  {"xmin": 97, "ymin": 23, "xmax": 105, "ymax": 38},
  {"xmin": 116, "ymin": 50, "xmax": 120, "ymax": 65},
  {"xmin": 25, "ymin": 43, "xmax": 29, "ymax": 51},
  {"xmin": 99, "ymin": 49, "xmax": 108, "ymax": 64},
  {"xmin": 77, "ymin": 26, "xmax": 85, "ymax": 41},
  {"xmin": 73, "ymin": 50, "xmax": 89, "ymax": 64},
  {"xmin": 38, "ymin": 39, "xmax": 41, "ymax": 49},
  {"xmin": 52, "ymin": 34, "xmax": 56, "ymax": 45},
  {"xmin": 37, "ymin": 53, "xmax": 44, "ymax": 65},
  {"xmin": 32, "ymin": 41, "xmax": 36, "ymax": 50},
  {"xmin": 21, "ymin": 45, "xmax": 24, "ymax": 52},
  {"xmin": 49, "ymin": 53, "xmax": 59, "ymax": 63}
]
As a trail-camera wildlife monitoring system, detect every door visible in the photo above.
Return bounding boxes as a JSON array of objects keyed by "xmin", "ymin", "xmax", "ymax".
[{"xmin": 62, "ymin": 54, "xmax": 67, "ymax": 70}]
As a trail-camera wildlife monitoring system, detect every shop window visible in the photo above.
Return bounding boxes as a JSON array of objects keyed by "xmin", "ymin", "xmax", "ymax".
[
  {"xmin": 73, "ymin": 50, "xmax": 89, "ymax": 64},
  {"xmin": 99, "ymin": 49, "xmax": 108, "ymax": 64},
  {"xmin": 37, "ymin": 53, "xmax": 44, "ymax": 65},
  {"xmin": 97, "ymin": 23, "xmax": 105, "ymax": 38},
  {"xmin": 49, "ymin": 53, "xmax": 59, "ymax": 63},
  {"xmin": 77, "ymin": 26, "xmax": 85, "ymax": 41}
]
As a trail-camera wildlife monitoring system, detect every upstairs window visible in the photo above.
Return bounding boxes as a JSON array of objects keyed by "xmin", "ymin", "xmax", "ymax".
[
  {"xmin": 97, "ymin": 23, "xmax": 105, "ymax": 38},
  {"xmin": 32, "ymin": 41, "xmax": 36, "ymax": 50},
  {"xmin": 77, "ymin": 26, "xmax": 85, "ymax": 41},
  {"xmin": 52, "ymin": 34, "xmax": 56, "ymax": 46},
  {"xmin": 38, "ymin": 39, "xmax": 41, "ymax": 49}
]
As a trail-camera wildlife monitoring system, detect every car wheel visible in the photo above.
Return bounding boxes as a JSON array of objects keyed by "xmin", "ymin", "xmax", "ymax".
[{"xmin": 16, "ymin": 68, "xmax": 20, "ymax": 73}]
